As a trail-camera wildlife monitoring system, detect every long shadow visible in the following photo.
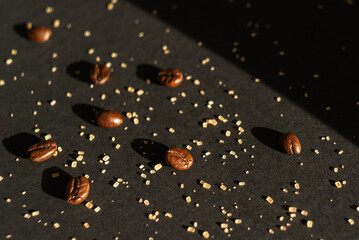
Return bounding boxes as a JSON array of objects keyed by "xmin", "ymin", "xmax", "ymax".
[
  {"xmin": 136, "ymin": 64, "xmax": 161, "ymax": 85},
  {"xmin": 251, "ymin": 127, "xmax": 282, "ymax": 152},
  {"xmin": 41, "ymin": 167, "xmax": 72, "ymax": 200},
  {"xmin": 13, "ymin": 23, "xmax": 28, "ymax": 40},
  {"xmin": 130, "ymin": 0, "xmax": 359, "ymax": 145},
  {"xmin": 72, "ymin": 103, "xmax": 103, "ymax": 125},
  {"xmin": 67, "ymin": 61, "xmax": 93, "ymax": 83},
  {"xmin": 131, "ymin": 138, "xmax": 169, "ymax": 167},
  {"xmin": 2, "ymin": 133, "xmax": 42, "ymax": 158}
]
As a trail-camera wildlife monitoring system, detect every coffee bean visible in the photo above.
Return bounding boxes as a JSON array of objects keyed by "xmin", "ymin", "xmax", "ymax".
[
  {"xmin": 28, "ymin": 26, "xmax": 52, "ymax": 43},
  {"xmin": 279, "ymin": 133, "xmax": 301, "ymax": 154},
  {"xmin": 158, "ymin": 68, "xmax": 183, "ymax": 87},
  {"xmin": 27, "ymin": 140, "xmax": 57, "ymax": 162},
  {"xmin": 165, "ymin": 148, "xmax": 193, "ymax": 170},
  {"xmin": 97, "ymin": 110, "xmax": 123, "ymax": 128},
  {"xmin": 65, "ymin": 176, "xmax": 90, "ymax": 205},
  {"xmin": 90, "ymin": 64, "xmax": 110, "ymax": 85}
]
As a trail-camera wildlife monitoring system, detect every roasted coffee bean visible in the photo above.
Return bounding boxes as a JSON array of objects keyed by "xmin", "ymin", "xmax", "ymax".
[
  {"xmin": 90, "ymin": 64, "xmax": 110, "ymax": 85},
  {"xmin": 27, "ymin": 140, "xmax": 57, "ymax": 162},
  {"xmin": 65, "ymin": 176, "xmax": 90, "ymax": 205},
  {"xmin": 279, "ymin": 133, "xmax": 301, "ymax": 154},
  {"xmin": 28, "ymin": 26, "xmax": 52, "ymax": 43},
  {"xmin": 97, "ymin": 110, "xmax": 123, "ymax": 128},
  {"xmin": 165, "ymin": 148, "xmax": 193, "ymax": 170},
  {"xmin": 158, "ymin": 68, "xmax": 183, "ymax": 87}
]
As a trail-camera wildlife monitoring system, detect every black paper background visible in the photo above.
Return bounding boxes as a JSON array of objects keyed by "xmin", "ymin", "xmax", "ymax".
[{"xmin": 0, "ymin": 0, "xmax": 358, "ymax": 239}]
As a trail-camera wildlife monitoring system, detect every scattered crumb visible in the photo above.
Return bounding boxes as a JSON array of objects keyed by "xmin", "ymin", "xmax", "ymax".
[
  {"xmin": 347, "ymin": 218, "xmax": 355, "ymax": 226},
  {"xmin": 307, "ymin": 220, "xmax": 314, "ymax": 228},
  {"xmin": 266, "ymin": 196, "xmax": 274, "ymax": 204},
  {"xmin": 53, "ymin": 222, "xmax": 60, "ymax": 229}
]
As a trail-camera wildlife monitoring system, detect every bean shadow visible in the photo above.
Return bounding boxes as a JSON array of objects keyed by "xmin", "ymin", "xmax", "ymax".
[
  {"xmin": 136, "ymin": 64, "xmax": 161, "ymax": 85},
  {"xmin": 13, "ymin": 23, "xmax": 28, "ymax": 39},
  {"xmin": 67, "ymin": 61, "xmax": 93, "ymax": 83},
  {"xmin": 2, "ymin": 133, "xmax": 42, "ymax": 158},
  {"xmin": 131, "ymin": 138, "xmax": 169, "ymax": 167},
  {"xmin": 251, "ymin": 127, "xmax": 282, "ymax": 152},
  {"xmin": 41, "ymin": 167, "xmax": 72, "ymax": 200},
  {"xmin": 72, "ymin": 103, "xmax": 103, "ymax": 125}
]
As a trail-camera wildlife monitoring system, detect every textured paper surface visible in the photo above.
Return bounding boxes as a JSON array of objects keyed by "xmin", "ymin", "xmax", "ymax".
[{"xmin": 0, "ymin": 0, "xmax": 358, "ymax": 239}]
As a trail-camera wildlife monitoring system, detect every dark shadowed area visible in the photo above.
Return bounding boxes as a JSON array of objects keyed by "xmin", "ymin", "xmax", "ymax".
[
  {"xmin": 41, "ymin": 167, "xmax": 72, "ymax": 200},
  {"xmin": 131, "ymin": 0, "xmax": 358, "ymax": 145},
  {"xmin": 3, "ymin": 133, "xmax": 42, "ymax": 158}
]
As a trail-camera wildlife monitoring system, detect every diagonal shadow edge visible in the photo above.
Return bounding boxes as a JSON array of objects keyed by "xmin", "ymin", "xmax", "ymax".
[{"xmin": 128, "ymin": 0, "xmax": 359, "ymax": 146}]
